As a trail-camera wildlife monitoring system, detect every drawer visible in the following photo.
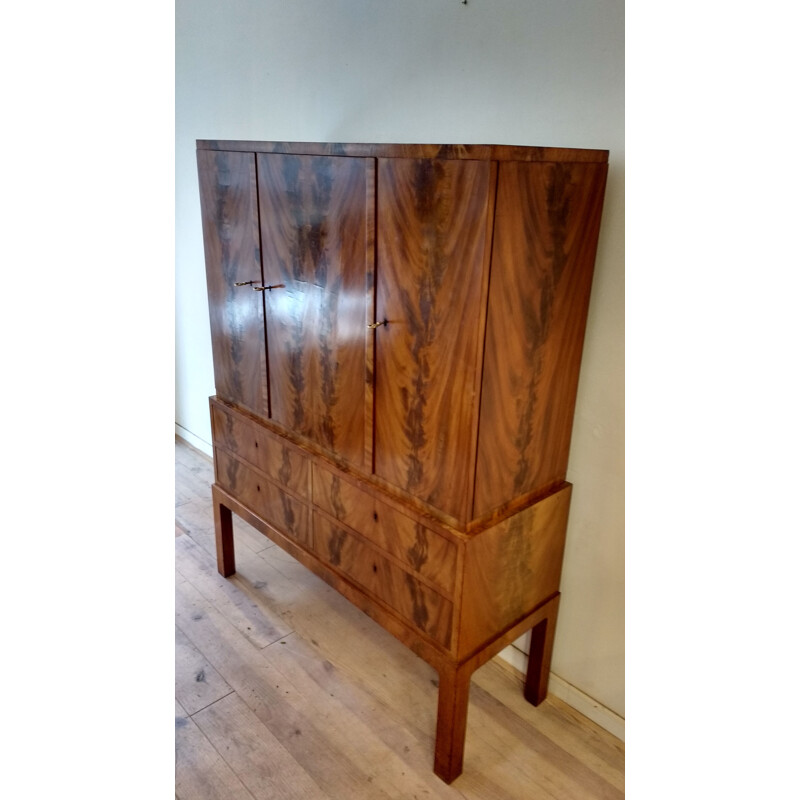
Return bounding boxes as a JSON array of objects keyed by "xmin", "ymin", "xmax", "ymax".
[
  {"xmin": 313, "ymin": 513, "xmax": 453, "ymax": 648},
  {"xmin": 312, "ymin": 465, "xmax": 457, "ymax": 595},
  {"xmin": 212, "ymin": 403, "xmax": 309, "ymax": 498},
  {"xmin": 215, "ymin": 449, "xmax": 311, "ymax": 549}
]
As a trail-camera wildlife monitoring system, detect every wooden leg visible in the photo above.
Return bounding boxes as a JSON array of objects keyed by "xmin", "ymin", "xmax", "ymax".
[
  {"xmin": 433, "ymin": 663, "xmax": 472, "ymax": 784},
  {"xmin": 524, "ymin": 593, "xmax": 560, "ymax": 706},
  {"xmin": 213, "ymin": 489, "xmax": 236, "ymax": 577}
]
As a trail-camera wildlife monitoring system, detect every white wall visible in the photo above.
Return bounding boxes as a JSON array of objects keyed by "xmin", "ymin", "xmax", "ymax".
[{"xmin": 176, "ymin": 0, "xmax": 624, "ymax": 731}]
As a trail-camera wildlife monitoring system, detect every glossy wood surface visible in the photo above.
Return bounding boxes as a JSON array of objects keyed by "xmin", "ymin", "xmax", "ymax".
[
  {"xmin": 198, "ymin": 149, "xmax": 268, "ymax": 418},
  {"xmin": 434, "ymin": 662, "xmax": 472, "ymax": 782},
  {"xmin": 432, "ymin": 591, "xmax": 560, "ymax": 783},
  {"xmin": 524, "ymin": 595, "xmax": 560, "ymax": 706},
  {"xmin": 257, "ymin": 153, "xmax": 372, "ymax": 468},
  {"xmin": 473, "ymin": 161, "xmax": 608, "ymax": 518},
  {"xmin": 198, "ymin": 139, "xmax": 609, "ymax": 163},
  {"xmin": 197, "ymin": 140, "xmax": 611, "ymax": 783},
  {"xmin": 214, "ymin": 449, "xmax": 311, "ymax": 549},
  {"xmin": 312, "ymin": 464, "xmax": 458, "ymax": 596},
  {"xmin": 204, "ymin": 407, "xmax": 585, "ymax": 781},
  {"xmin": 211, "ymin": 402, "xmax": 309, "ymax": 498},
  {"xmin": 460, "ymin": 483, "xmax": 571, "ymax": 657},
  {"xmin": 312, "ymin": 513, "xmax": 454, "ymax": 648},
  {"xmin": 213, "ymin": 495, "xmax": 235, "ymax": 577},
  {"xmin": 374, "ymin": 157, "xmax": 492, "ymax": 521}
]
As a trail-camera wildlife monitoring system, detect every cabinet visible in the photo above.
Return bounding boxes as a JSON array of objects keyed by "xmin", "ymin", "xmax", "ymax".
[{"xmin": 197, "ymin": 140, "xmax": 608, "ymax": 782}]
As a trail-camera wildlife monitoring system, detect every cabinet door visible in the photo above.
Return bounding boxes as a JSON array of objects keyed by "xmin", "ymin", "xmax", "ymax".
[
  {"xmin": 198, "ymin": 150, "xmax": 269, "ymax": 418},
  {"xmin": 257, "ymin": 154, "xmax": 374, "ymax": 470},
  {"xmin": 473, "ymin": 161, "xmax": 608, "ymax": 518},
  {"xmin": 374, "ymin": 158, "xmax": 492, "ymax": 521}
]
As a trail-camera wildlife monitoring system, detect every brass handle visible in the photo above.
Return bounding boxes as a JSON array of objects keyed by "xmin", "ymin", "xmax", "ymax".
[
  {"xmin": 234, "ymin": 280, "xmax": 255, "ymax": 287},
  {"xmin": 368, "ymin": 319, "xmax": 388, "ymax": 329},
  {"xmin": 253, "ymin": 284, "xmax": 286, "ymax": 292}
]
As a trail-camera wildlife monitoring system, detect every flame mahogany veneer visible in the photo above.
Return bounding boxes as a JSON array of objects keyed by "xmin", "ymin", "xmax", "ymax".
[{"xmin": 197, "ymin": 140, "xmax": 608, "ymax": 782}]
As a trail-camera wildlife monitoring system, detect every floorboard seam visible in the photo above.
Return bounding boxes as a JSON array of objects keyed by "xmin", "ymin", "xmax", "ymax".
[{"xmin": 186, "ymin": 690, "xmax": 236, "ymax": 719}]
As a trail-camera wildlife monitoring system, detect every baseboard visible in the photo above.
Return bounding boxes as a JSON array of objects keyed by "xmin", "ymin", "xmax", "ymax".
[
  {"xmin": 175, "ymin": 423, "xmax": 212, "ymax": 457},
  {"xmin": 497, "ymin": 645, "xmax": 624, "ymax": 742}
]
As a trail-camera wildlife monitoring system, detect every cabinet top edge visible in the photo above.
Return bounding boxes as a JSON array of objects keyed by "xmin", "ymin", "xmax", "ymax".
[{"xmin": 195, "ymin": 140, "xmax": 609, "ymax": 163}]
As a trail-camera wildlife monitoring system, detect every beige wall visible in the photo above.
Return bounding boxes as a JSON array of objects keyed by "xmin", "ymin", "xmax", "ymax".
[{"xmin": 176, "ymin": 0, "xmax": 624, "ymax": 728}]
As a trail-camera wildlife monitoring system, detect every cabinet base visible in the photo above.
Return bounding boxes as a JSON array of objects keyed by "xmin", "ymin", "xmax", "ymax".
[{"xmin": 213, "ymin": 480, "xmax": 559, "ymax": 783}]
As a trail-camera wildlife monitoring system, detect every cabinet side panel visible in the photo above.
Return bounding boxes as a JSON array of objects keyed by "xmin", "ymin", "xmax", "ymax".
[
  {"xmin": 257, "ymin": 154, "xmax": 371, "ymax": 469},
  {"xmin": 197, "ymin": 150, "xmax": 268, "ymax": 418},
  {"xmin": 474, "ymin": 162, "xmax": 607, "ymax": 518},
  {"xmin": 459, "ymin": 484, "xmax": 571, "ymax": 658},
  {"xmin": 375, "ymin": 158, "xmax": 491, "ymax": 522}
]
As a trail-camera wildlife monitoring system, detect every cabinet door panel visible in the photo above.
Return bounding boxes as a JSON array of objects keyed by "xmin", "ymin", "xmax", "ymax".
[
  {"xmin": 198, "ymin": 150, "xmax": 268, "ymax": 417},
  {"xmin": 374, "ymin": 158, "xmax": 491, "ymax": 521},
  {"xmin": 474, "ymin": 162, "xmax": 608, "ymax": 517},
  {"xmin": 257, "ymin": 154, "xmax": 373, "ymax": 469}
]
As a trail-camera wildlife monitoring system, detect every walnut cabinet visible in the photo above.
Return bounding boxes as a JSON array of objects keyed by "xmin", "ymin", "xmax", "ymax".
[{"xmin": 197, "ymin": 140, "xmax": 608, "ymax": 782}]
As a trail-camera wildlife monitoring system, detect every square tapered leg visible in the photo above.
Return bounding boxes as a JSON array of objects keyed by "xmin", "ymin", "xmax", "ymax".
[
  {"xmin": 433, "ymin": 663, "xmax": 473, "ymax": 783},
  {"xmin": 524, "ymin": 594, "xmax": 560, "ymax": 706},
  {"xmin": 212, "ymin": 485, "xmax": 236, "ymax": 577}
]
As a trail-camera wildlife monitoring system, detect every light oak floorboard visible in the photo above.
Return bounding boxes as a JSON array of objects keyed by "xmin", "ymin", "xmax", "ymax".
[
  {"xmin": 175, "ymin": 625, "xmax": 234, "ymax": 716},
  {"xmin": 175, "ymin": 436, "xmax": 624, "ymax": 798},
  {"xmin": 176, "ymin": 579, "xmax": 397, "ymax": 800},
  {"xmin": 192, "ymin": 692, "xmax": 330, "ymax": 800},
  {"xmin": 473, "ymin": 666, "xmax": 624, "ymax": 791},
  {"xmin": 176, "ymin": 699, "xmax": 255, "ymax": 800},
  {"xmin": 176, "ymin": 533, "xmax": 291, "ymax": 648}
]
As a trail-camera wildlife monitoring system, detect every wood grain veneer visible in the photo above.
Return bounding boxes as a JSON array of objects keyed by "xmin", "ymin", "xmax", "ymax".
[
  {"xmin": 473, "ymin": 161, "xmax": 608, "ymax": 517},
  {"xmin": 211, "ymin": 403, "xmax": 309, "ymax": 498},
  {"xmin": 374, "ymin": 157, "xmax": 491, "ymax": 521},
  {"xmin": 198, "ymin": 150, "xmax": 268, "ymax": 419},
  {"xmin": 312, "ymin": 463, "xmax": 458, "ymax": 596},
  {"xmin": 214, "ymin": 449, "xmax": 311, "ymax": 550},
  {"xmin": 312, "ymin": 512, "xmax": 454, "ymax": 648},
  {"xmin": 198, "ymin": 140, "xmax": 608, "ymax": 783},
  {"xmin": 459, "ymin": 483, "xmax": 571, "ymax": 658},
  {"xmin": 257, "ymin": 153, "xmax": 372, "ymax": 469}
]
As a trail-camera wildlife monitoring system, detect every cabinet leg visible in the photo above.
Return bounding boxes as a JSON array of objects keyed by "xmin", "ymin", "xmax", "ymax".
[
  {"xmin": 524, "ymin": 594, "xmax": 560, "ymax": 706},
  {"xmin": 213, "ymin": 495, "xmax": 236, "ymax": 577},
  {"xmin": 433, "ymin": 663, "xmax": 472, "ymax": 784}
]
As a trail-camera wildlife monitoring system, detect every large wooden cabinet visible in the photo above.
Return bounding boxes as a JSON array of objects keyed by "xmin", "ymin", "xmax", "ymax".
[{"xmin": 197, "ymin": 140, "xmax": 608, "ymax": 782}]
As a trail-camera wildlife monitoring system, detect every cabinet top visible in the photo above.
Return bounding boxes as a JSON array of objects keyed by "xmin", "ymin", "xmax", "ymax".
[{"xmin": 196, "ymin": 140, "xmax": 608, "ymax": 163}]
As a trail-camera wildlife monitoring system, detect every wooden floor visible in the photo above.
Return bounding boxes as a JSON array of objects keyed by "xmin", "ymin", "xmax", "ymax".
[{"xmin": 175, "ymin": 437, "xmax": 624, "ymax": 799}]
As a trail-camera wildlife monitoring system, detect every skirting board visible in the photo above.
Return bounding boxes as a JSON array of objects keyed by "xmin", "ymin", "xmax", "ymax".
[
  {"xmin": 175, "ymin": 424, "xmax": 212, "ymax": 457},
  {"xmin": 497, "ymin": 644, "xmax": 625, "ymax": 741}
]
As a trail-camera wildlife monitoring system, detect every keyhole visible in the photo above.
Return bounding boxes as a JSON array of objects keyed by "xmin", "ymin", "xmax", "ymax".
[
  {"xmin": 254, "ymin": 441, "xmax": 258, "ymax": 448},
  {"xmin": 373, "ymin": 512, "xmax": 378, "ymax": 522}
]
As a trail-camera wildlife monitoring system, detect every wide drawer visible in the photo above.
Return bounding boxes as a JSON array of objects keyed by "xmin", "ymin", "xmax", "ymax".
[
  {"xmin": 215, "ymin": 449, "xmax": 311, "ymax": 549},
  {"xmin": 313, "ymin": 512, "xmax": 453, "ymax": 648},
  {"xmin": 312, "ymin": 464, "xmax": 457, "ymax": 596},
  {"xmin": 211, "ymin": 402, "xmax": 309, "ymax": 498}
]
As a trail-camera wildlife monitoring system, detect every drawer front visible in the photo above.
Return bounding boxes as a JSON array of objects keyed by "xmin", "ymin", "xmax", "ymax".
[
  {"xmin": 215, "ymin": 449, "xmax": 311, "ymax": 548},
  {"xmin": 212, "ymin": 403, "xmax": 309, "ymax": 498},
  {"xmin": 313, "ymin": 513, "xmax": 453, "ymax": 648},
  {"xmin": 312, "ymin": 465, "xmax": 457, "ymax": 595}
]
